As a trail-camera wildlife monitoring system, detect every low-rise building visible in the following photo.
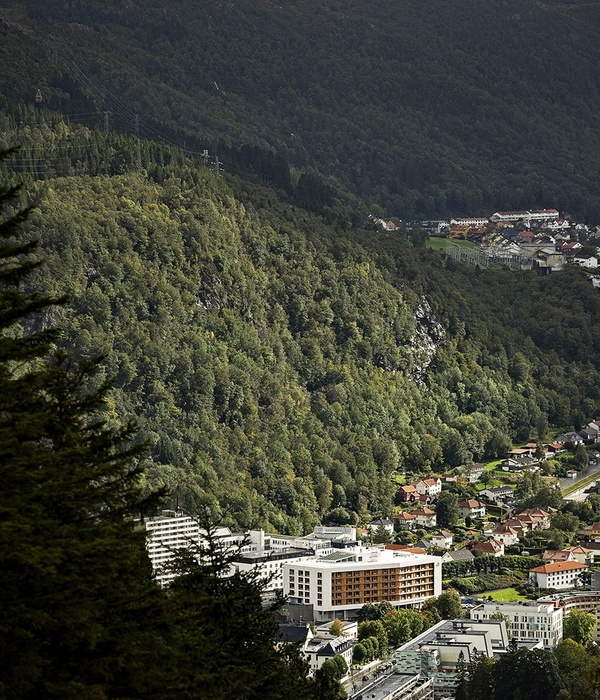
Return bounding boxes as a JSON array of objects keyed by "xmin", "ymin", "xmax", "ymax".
[
  {"xmin": 458, "ymin": 499, "xmax": 486, "ymax": 519},
  {"xmin": 414, "ymin": 478, "xmax": 442, "ymax": 498},
  {"xmin": 304, "ymin": 635, "xmax": 354, "ymax": 676},
  {"xmin": 490, "ymin": 524, "xmax": 520, "ymax": 546},
  {"xmin": 394, "ymin": 511, "xmax": 417, "ymax": 530},
  {"xmin": 396, "ymin": 618, "xmax": 510, "ymax": 697},
  {"xmin": 471, "ymin": 539, "xmax": 504, "ymax": 557},
  {"xmin": 470, "ymin": 601, "xmax": 563, "ymax": 648},
  {"xmin": 431, "ymin": 530, "xmax": 453, "ymax": 550},
  {"xmin": 480, "ymin": 486, "xmax": 514, "ymax": 505},
  {"xmin": 528, "ymin": 561, "xmax": 588, "ymax": 591},
  {"xmin": 412, "ymin": 507, "xmax": 437, "ymax": 529},
  {"xmin": 538, "ymin": 592, "xmax": 600, "ymax": 644}
]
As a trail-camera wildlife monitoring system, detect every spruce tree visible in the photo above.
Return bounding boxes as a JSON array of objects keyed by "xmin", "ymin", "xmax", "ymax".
[{"xmin": 0, "ymin": 153, "xmax": 163, "ymax": 699}]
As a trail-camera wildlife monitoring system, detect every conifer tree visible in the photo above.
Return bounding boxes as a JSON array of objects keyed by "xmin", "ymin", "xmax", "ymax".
[{"xmin": 0, "ymin": 153, "xmax": 163, "ymax": 699}]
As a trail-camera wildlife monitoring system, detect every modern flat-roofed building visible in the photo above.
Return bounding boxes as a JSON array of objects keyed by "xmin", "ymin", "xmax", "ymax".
[
  {"xmin": 144, "ymin": 510, "xmax": 245, "ymax": 585},
  {"xmin": 470, "ymin": 601, "xmax": 563, "ymax": 648},
  {"xmin": 538, "ymin": 592, "xmax": 600, "ymax": 644},
  {"xmin": 232, "ymin": 549, "xmax": 311, "ymax": 591},
  {"xmin": 396, "ymin": 618, "xmax": 510, "ymax": 698},
  {"xmin": 283, "ymin": 546, "xmax": 442, "ymax": 623}
]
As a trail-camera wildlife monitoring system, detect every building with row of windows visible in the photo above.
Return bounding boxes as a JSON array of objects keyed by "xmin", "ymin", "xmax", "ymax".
[
  {"xmin": 469, "ymin": 601, "xmax": 563, "ymax": 649},
  {"xmin": 283, "ymin": 547, "xmax": 442, "ymax": 623}
]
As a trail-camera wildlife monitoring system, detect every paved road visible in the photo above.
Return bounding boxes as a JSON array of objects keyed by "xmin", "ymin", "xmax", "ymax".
[{"xmin": 561, "ymin": 462, "xmax": 600, "ymax": 501}]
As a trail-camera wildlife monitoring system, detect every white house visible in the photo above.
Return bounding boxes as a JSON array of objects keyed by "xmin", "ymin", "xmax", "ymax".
[
  {"xmin": 412, "ymin": 507, "xmax": 437, "ymax": 528},
  {"xmin": 480, "ymin": 486, "xmax": 514, "ymax": 504},
  {"xmin": 458, "ymin": 499, "xmax": 486, "ymax": 519},
  {"xmin": 528, "ymin": 561, "xmax": 588, "ymax": 591},
  {"xmin": 573, "ymin": 254, "xmax": 598, "ymax": 268},
  {"xmin": 490, "ymin": 524, "xmax": 520, "ymax": 546},
  {"xmin": 431, "ymin": 530, "xmax": 453, "ymax": 550},
  {"xmin": 304, "ymin": 636, "xmax": 354, "ymax": 676},
  {"xmin": 367, "ymin": 518, "xmax": 394, "ymax": 535},
  {"xmin": 414, "ymin": 477, "xmax": 442, "ymax": 498}
]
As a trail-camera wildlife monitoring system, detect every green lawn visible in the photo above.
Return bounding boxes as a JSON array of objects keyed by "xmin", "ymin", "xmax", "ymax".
[
  {"xmin": 427, "ymin": 237, "xmax": 477, "ymax": 251},
  {"xmin": 479, "ymin": 587, "xmax": 528, "ymax": 602}
]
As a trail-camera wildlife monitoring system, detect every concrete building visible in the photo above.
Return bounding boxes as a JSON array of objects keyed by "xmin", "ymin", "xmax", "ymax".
[
  {"xmin": 470, "ymin": 601, "xmax": 563, "ymax": 648},
  {"xmin": 396, "ymin": 619, "xmax": 510, "ymax": 698},
  {"xmin": 538, "ymin": 592, "xmax": 600, "ymax": 644},
  {"xmin": 528, "ymin": 561, "xmax": 588, "ymax": 591},
  {"xmin": 144, "ymin": 510, "xmax": 246, "ymax": 585},
  {"xmin": 283, "ymin": 546, "xmax": 442, "ymax": 623},
  {"xmin": 232, "ymin": 548, "xmax": 310, "ymax": 591}
]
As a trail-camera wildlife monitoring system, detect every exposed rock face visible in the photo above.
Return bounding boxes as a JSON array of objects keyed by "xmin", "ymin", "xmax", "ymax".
[{"xmin": 410, "ymin": 297, "xmax": 446, "ymax": 382}]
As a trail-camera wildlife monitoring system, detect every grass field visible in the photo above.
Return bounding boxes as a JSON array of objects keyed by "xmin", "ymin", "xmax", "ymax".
[
  {"xmin": 426, "ymin": 238, "xmax": 477, "ymax": 251},
  {"xmin": 479, "ymin": 587, "xmax": 528, "ymax": 602}
]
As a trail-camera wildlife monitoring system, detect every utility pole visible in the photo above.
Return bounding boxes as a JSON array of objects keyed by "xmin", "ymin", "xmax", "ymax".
[
  {"xmin": 214, "ymin": 155, "xmax": 220, "ymax": 177},
  {"xmin": 103, "ymin": 111, "xmax": 110, "ymax": 132}
]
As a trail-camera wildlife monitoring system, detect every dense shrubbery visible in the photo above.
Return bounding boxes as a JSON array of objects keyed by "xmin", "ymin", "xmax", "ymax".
[{"xmin": 449, "ymin": 574, "xmax": 522, "ymax": 595}]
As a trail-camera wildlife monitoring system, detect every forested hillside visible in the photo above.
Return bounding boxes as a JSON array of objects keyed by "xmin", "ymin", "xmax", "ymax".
[
  {"xmin": 3, "ymin": 0, "xmax": 600, "ymax": 219},
  {"xmin": 5, "ymin": 112, "xmax": 600, "ymax": 533}
]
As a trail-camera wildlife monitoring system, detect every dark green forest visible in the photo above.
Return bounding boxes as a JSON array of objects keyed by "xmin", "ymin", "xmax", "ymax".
[
  {"xmin": 3, "ymin": 110, "xmax": 600, "ymax": 533},
  {"xmin": 4, "ymin": 0, "xmax": 600, "ymax": 219}
]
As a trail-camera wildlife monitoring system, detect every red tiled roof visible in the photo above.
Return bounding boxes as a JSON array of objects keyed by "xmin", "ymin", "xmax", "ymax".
[
  {"xmin": 530, "ymin": 561, "xmax": 587, "ymax": 574},
  {"xmin": 459, "ymin": 499, "xmax": 484, "ymax": 509},
  {"xmin": 393, "ymin": 511, "xmax": 416, "ymax": 520}
]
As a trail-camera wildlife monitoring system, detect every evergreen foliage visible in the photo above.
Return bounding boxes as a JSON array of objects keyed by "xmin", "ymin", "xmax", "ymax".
[
  {"xmin": 0, "ymin": 157, "xmax": 344, "ymax": 700},
  {"xmin": 6, "ymin": 0, "xmax": 600, "ymax": 219}
]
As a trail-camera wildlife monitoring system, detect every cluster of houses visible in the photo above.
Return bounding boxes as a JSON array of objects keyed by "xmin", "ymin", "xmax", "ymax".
[{"xmin": 371, "ymin": 208, "xmax": 600, "ymax": 276}]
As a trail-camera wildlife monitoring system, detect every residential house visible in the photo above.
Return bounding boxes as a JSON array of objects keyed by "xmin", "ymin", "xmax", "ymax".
[
  {"xmin": 396, "ymin": 484, "xmax": 418, "ymax": 503},
  {"xmin": 557, "ymin": 432, "xmax": 584, "ymax": 446},
  {"xmin": 367, "ymin": 518, "xmax": 394, "ymax": 535},
  {"xmin": 561, "ymin": 546, "xmax": 593, "ymax": 565},
  {"xmin": 393, "ymin": 511, "xmax": 416, "ymax": 531},
  {"xmin": 573, "ymin": 254, "xmax": 598, "ymax": 268},
  {"xmin": 412, "ymin": 507, "xmax": 437, "ymax": 529},
  {"xmin": 480, "ymin": 486, "xmax": 514, "ymax": 505},
  {"xmin": 459, "ymin": 499, "xmax": 486, "ymax": 519},
  {"xmin": 543, "ymin": 549, "xmax": 576, "ymax": 564},
  {"xmin": 516, "ymin": 508, "xmax": 552, "ymax": 530},
  {"xmin": 583, "ymin": 522, "xmax": 600, "ymax": 542},
  {"xmin": 441, "ymin": 548, "xmax": 475, "ymax": 565},
  {"xmin": 490, "ymin": 524, "xmax": 520, "ymax": 546},
  {"xmin": 502, "ymin": 518, "xmax": 533, "ymax": 536},
  {"xmin": 414, "ymin": 477, "xmax": 442, "ymax": 498},
  {"xmin": 304, "ymin": 635, "xmax": 354, "ymax": 676},
  {"xmin": 431, "ymin": 530, "xmax": 453, "ymax": 550},
  {"xmin": 579, "ymin": 425, "xmax": 600, "ymax": 443},
  {"xmin": 471, "ymin": 540, "xmax": 504, "ymax": 557},
  {"xmin": 462, "ymin": 463, "xmax": 485, "ymax": 483},
  {"xmin": 528, "ymin": 561, "xmax": 588, "ymax": 590}
]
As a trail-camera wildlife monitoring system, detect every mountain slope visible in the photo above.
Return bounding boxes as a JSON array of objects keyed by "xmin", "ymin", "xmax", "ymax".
[
  {"xmin": 6, "ymin": 115, "xmax": 600, "ymax": 532},
  {"xmin": 3, "ymin": 0, "xmax": 600, "ymax": 218}
]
